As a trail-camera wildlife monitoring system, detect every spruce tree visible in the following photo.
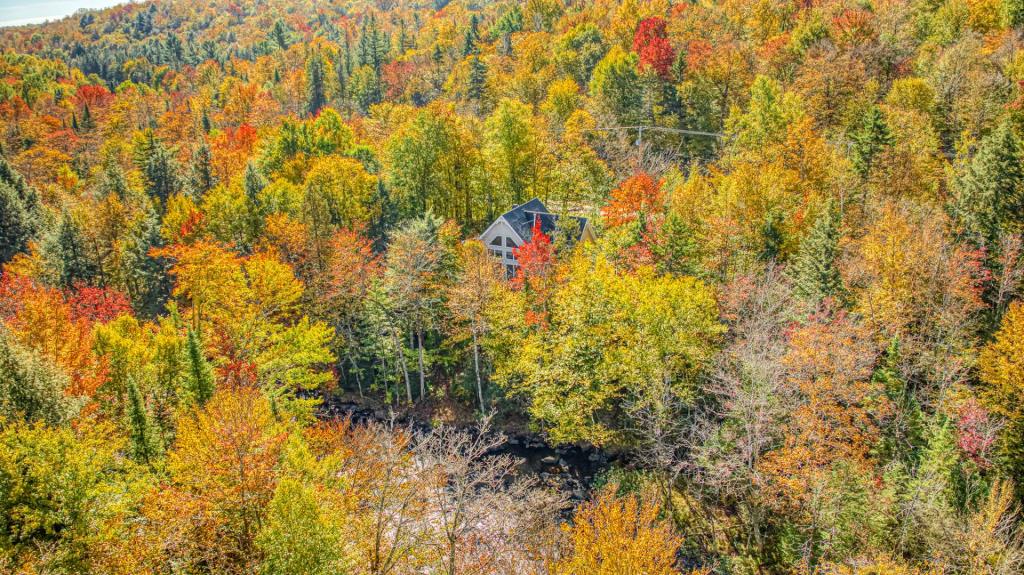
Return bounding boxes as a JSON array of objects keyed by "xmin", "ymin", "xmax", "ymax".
[
  {"xmin": 81, "ymin": 103, "xmax": 95, "ymax": 131},
  {"xmin": 0, "ymin": 152, "xmax": 40, "ymax": 264},
  {"xmin": 789, "ymin": 203, "xmax": 845, "ymax": 307},
  {"xmin": 184, "ymin": 328, "xmax": 215, "ymax": 407},
  {"xmin": 271, "ymin": 19, "xmax": 290, "ymax": 50},
  {"xmin": 873, "ymin": 339, "xmax": 925, "ymax": 466},
  {"xmin": 463, "ymin": 14, "xmax": 480, "ymax": 57},
  {"xmin": 336, "ymin": 41, "xmax": 351, "ymax": 108},
  {"xmin": 306, "ymin": 52, "xmax": 327, "ymax": 117},
  {"xmin": 850, "ymin": 105, "xmax": 894, "ymax": 180},
  {"xmin": 468, "ymin": 55, "xmax": 487, "ymax": 110},
  {"xmin": 50, "ymin": 213, "xmax": 99, "ymax": 288},
  {"xmin": 0, "ymin": 182, "xmax": 32, "ymax": 265},
  {"xmin": 1006, "ymin": 0, "xmax": 1024, "ymax": 28},
  {"xmin": 189, "ymin": 142, "xmax": 215, "ymax": 198},
  {"xmin": 135, "ymin": 131, "xmax": 180, "ymax": 205},
  {"xmin": 243, "ymin": 162, "xmax": 267, "ymax": 250},
  {"xmin": 201, "ymin": 107, "xmax": 212, "ymax": 133},
  {"xmin": 759, "ymin": 209, "xmax": 785, "ymax": 263},
  {"xmin": 124, "ymin": 208, "xmax": 171, "ymax": 317},
  {"xmin": 127, "ymin": 378, "xmax": 160, "ymax": 465},
  {"xmin": 99, "ymin": 159, "xmax": 131, "ymax": 199},
  {"xmin": 953, "ymin": 122, "xmax": 1024, "ymax": 246},
  {"xmin": 0, "ymin": 329, "xmax": 78, "ymax": 425}
]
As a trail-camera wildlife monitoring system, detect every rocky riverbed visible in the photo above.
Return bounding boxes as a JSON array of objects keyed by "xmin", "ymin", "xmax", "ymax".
[{"xmin": 316, "ymin": 397, "xmax": 615, "ymax": 504}]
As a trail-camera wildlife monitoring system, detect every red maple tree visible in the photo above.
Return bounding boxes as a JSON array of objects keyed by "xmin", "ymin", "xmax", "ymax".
[
  {"xmin": 633, "ymin": 18, "xmax": 676, "ymax": 80},
  {"xmin": 512, "ymin": 217, "xmax": 556, "ymax": 327}
]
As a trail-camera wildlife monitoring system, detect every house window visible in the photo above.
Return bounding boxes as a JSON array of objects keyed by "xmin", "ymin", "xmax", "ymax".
[
  {"xmin": 505, "ymin": 237, "xmax": 516, "ymax": 248},
  {"xmin": 505, "ymin": 251, "xmax": 516, "ymax": 261},
  {"xmin": 490, "ymin": 236, "xmax": 503, "ymax": 246},
  {"xmin": 506, "ymin": 265, "xmax": 515, "ymax": 277}
]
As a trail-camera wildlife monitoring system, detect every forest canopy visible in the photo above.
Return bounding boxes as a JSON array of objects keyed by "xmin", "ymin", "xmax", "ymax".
[{"xmin": 3, "ymin": 0, "xmax": 1024, "ymax": 573}]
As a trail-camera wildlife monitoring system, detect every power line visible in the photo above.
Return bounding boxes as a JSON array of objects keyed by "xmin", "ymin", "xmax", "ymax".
[{"xmin": 587, "ymin": 125, "xmax": 726, "ymax": 145}]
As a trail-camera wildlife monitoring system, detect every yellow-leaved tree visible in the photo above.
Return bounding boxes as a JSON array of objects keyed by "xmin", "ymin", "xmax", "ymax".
[
  {"xmin": 979, "ymin": 301, "xmax": 1024, "ymax": 498},
  {"xmin": 554, "ymin": 485, "xmax": 683, "ymax": 575}
]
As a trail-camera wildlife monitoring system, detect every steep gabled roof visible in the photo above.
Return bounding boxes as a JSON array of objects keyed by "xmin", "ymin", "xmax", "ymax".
[{"xmin": 500, "ymin": 198, "xmax": 589, "ymax": 243}]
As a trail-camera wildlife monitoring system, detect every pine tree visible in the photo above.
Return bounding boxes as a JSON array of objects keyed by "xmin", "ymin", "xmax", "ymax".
[
  {"xmin": 759, "ymin": 209, "xmax": 785, "ymax": 262},
  {"xmin": 135, "ymin": 132, "xmax": 180, "ymax": 206},
  {"xmin": 243, "ymin": 162, "xmax": 267, "ymax": 250},
  {"xmin": 359, "ymin": 16, "xmax": 387, "ymax": 73},
  {"xmin": 336, "ymin": 41, "xmax": 350, "ymax": 108},
  {"xmin": 0, "ymin": 329, "xmax": 78, "ymax": 425},
  {"xmin": 1006, "ymin": 0, "xmax": 1024, "ymax": 28},
  {"xmin": 189, "ymin": 142, "xmax": 215, "ymax": 198},
  {"xmin": 789, "ymin": 203, "xmax": 845, "ymax": 307},
  {"xmin": 306, "ymin": 51, "xmax": 327, "ymax": 118},
  {"xmin": 463, "ymin": 14, "xmax": 480, "ymax": 57},
  {"xmin": 184, "ymin": 328, "xmax": 215, "ymax": 407},
  {"xmin": 850, "ymin": 105, "xmax": 894, "ymax": 180},
  {"xmin": 99, "ymin": 159, "xmax": 131, "ymax": 199},
  {"xmin": 953, "ymin": 122, "xmax": 1024, "ymax": 245},
  {"xmin": 873, "ymin": 338, "xmax": 925, "ymax": 466},
  {"xmin": 51, "ymin": 213, "xmax": 99, "ymax": 288},
  {"xmin": 271, "ymin": 19, "xmax": 290, "ymax": 50},
  {"xmin": 0, "ymin": 182, "xmax": 32, "ymax": 265},
  {"xmin": 468, "ymin": 55, "xmax": 487, "ymax": 110},
  {"xmin": 0, "ymin": 152, "xmax": 40, "ymax": 264},
  {"xmin": 201, "ymin": 108, "xmax": 212, "ymax": 133},
  {"xmin": 127, "ymin": 378, "xmax": 160, "ymax": 465},
  {"xmin": 81, "ymin": 103, "xmax": 95, "ymax": 131},
  {"xmin": 124, "ymin": 208, "xmax": 171, "ymax": 317},
  {"xmin": 398, "ymin": 19, "xmax": 411, "ymax": 55}
]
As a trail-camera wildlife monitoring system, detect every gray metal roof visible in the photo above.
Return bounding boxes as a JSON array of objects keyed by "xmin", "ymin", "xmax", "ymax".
[{"xmin": 501, "ymin": 198, "xmax": 589, "ymax": 242}]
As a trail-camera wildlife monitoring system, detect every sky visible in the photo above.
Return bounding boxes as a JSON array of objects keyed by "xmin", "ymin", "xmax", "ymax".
[{"xmin": 0, "ymin": 0, "xmax": 128, "ymax": 27}]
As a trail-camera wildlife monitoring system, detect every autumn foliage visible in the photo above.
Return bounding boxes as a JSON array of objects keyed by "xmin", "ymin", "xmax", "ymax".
[{"xmin": 3, "ymin": 0, "xmax": 1024, "ymax": 572}]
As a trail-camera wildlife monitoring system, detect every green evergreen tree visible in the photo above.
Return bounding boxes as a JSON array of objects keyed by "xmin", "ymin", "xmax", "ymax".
[
  {"xmin": 850, "ymin": 105, "xmax": 894, "ymax": 180},
  {"xmin": 306, "ymin": 51, "xmax": 327, "ymax": 118},
  {"xmin": 652, "ymin": 212, "xmax": 699, "ymax": 277},
  {"xmin": 99, "ymin": 157, "xmax": 131, "ymax": 198},
  {"xmin": 1005, "ymin": 0, "xmax": 1024, "ymax": 28},
  {"xmin": 873, "ymin": 339, "xmax": 925, "ymax": 466},
  {"xmin": 272, "ymin": 19, "xmax": 291, "ymax": 50},
  {"xmin": 127, "ymin": 378, "xmax": 160, "ymax": 465},
  {"xmin": 81, "ymin": 103, "xmax": 95, "ymax": 131},
  {"xmin": 124, "ymin": 208, "xmax": 171, "ymax": 317},
  {"xmin": 336, "ymin": 38, "xmax": 351, "ymax": 108},
  {"xmin": 184, "ymin": 328, "xmax": 215, "ymax": 407},
  {"xmin": 243, "ymin": 162, "xmax": 268, "ymax": 250},
  {"xmin": 135, "ymin": 131, "xmax": 180, "ymax": 206},
  {"xmin": 463, "ymin": 14, "xmax": 480, "ymax": 57},
  {"xmin": 468, "ymin": 55, "xmax": 487, "ymax": 110},
  {"xmin": 788, "ymin": 203, "xmax": 845, "ymax": 307},
  {"xmin": 50, "ymin": 213, "xmax": 99, "ymax": 288},
  {"xmin": 953, "ymin": 122, "xmax": 1024, "ymax": 246},
  {"xmin": 189, "ymin": 142, "xmax": 215, "ymax": 198},
  {"xmin": 0, "ymin": 182, "xmax": 33, "ymax": 265},
  {"xmin": 0, "ymin": 153, "xmax": 40, "ymax": 265},
  {"xmin": 358, "ymin": 16, "xmax": 387, "ymax": 73},
  {"xmin": 759, "ymin": 209, "xmax": 786, "ymax": 263},
  {"xmin": 0, "ymin": 329, "xmax": 80, "ymax": 425}
]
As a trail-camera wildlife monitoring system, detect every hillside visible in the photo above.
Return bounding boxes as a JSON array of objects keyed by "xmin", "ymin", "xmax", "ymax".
[{"xmin": 2, "ymin": 0, "xmax": 1024, "ymax": 573}]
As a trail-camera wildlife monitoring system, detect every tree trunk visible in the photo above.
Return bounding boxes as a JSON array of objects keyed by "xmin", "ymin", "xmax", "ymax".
[
  {"xmin": 343, "ymin": 323, "xmax": 363, "ymax": 398},
  {"xmin": 349, "ymin": 353, "xmax": 363, "ymax": 398},
  {"xmin": 416, "ymin": 329, "xmax": 426, "ymax": 401},
  {"xmin": 472, "ymin": 330, "xmax": 484, "ymax": 413},
  {"xmin": 391, "ymin": 330, "xmax": 412, "ymax": 404}
]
